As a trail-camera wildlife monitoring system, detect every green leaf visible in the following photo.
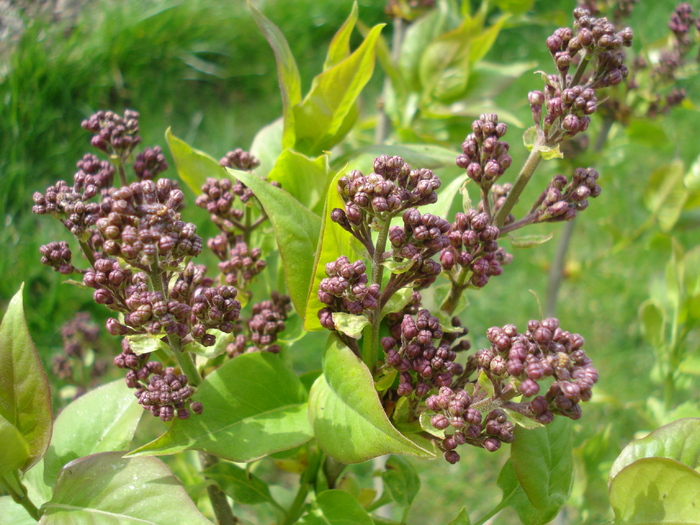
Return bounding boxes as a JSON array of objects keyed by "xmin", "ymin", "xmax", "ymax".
[
  {"xmin": 609, "ymin": 418, "xmax": 700, "ymax": 481},
  {"xmin": 293, "ymin": 23, "xmax": 385, "ymax": 155},
  {"xmin": 250, "ymin": 118, "xmax": 284, "ymax": 178},
  {"xmin": 382, "ymin": 258, "xmax": 417, "ymax": 274},
  {"xmin": 266, "ymin": 150, "xmax": 332, "ymax": 214},
  {"xmin": 0, "ymin": 496, "xmax": 35, "ymax": 525},
  {"xmin": 165, "ymin": 127, "xmax": 222, "ymax": 195},
  {"xmin": 523, "ymin": 126, "xmax": 563, "ymax": 160},
  {"xmin": 639, "ymin": 299, "xmax": 665, "ymax": 349},
  {"xmin": 227, "ymin": 168, "xmax": 321, "ymax": 317},
  {"xmin": 493, "ymin": 0, "xmax": 536, "ymax": 15},
  {"xmin": 508, "ymin": 233, "xmax": 554, "ymax": 249},
  {"xmin": 304, "ymin": 170, "xmax": 356, "ymax": 331},
  {"xmin": 0, "ymin": 414, "xmax": 30, "ymax": 476},
  {"xmin": 510, "ymin": 417, "xmax": 572, "ymax": 511},
  {"xmin": 419, "ymin": 17, "xmax": 474, "ymax": 103},
  {"xmin": 382, "ymin": 456, "xmax": 420, "ymax": 509},
  {"xmin": 128, "ymin": 353, "xmax": 312, "ymax": 462},
  {"xmin": 684, "ymin": 153, "xmax": 700, "ymax": 190},
  {"xmin": 497, "ymin": 459, "xmax": 560, "ymax": 525},
  {"xmin": 42, "ymin": 379, "xmax": 143, "ymax": 488},
  {"xmin": 39, "ymin": 452, "xmax": 211, "ymax": 524},
  {"xmin": 400, "ymin": 8, "xmax": 449, "ymax": 91},
  {"xmin": 447, "ymin": 507, "xmax": 471, "ymax": 525},
  {"xmin": 323, "ymin": 2, "xmax": 358, "ymax": 70},
  {"xmin": 380, "ymin": 287, "xmax": 415, "ymax": 320},
  {"xmin": 503, "ymin": 407, "xmax": 544, "ymax": 430},
  {"xmin": 204, "ymin": 462, "xmax": 280, "ymax": 507},
  {"xmin": 643, "ymin": 160, "xmax": 688, "ymax": 232},
  {"xmin": 468, "ymin": 14, "xmax": 509, "ymax": 65},
  {"xmin": 299, "ymin": 489, "xmax": 374, "ymax": 525},
  {"xmin": 609, "ymin": 457, "xmax": 700, "ymax": 524},
  {"xmin": 127, "ymin": 333, "xmax": 169, "ymax": 356},
  {"xmin": 248, "ymin": 1, "xmax": 301, "ymax": 149},
  {"xmin": 183, "ymin": 329, "xmax": 230, "ymax": 359},
  {"xmin": 308, "ymin": 335, "xmax": 434, "ymax": 463},
  {"xmin": 331, "ymin": 312, "xmax": 371, "ymax": 340},
  {"xmin": 0, "ymin": 285, "xmax": 52, "ymax": 474}
]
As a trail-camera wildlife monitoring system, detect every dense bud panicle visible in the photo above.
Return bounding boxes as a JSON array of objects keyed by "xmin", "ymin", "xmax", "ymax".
[
  {"xmin": 318, "ymin": 256, "xmax": 379, "ymax": 327},
  {"xmin": 530, "ymin": 167, "xmax": 601, "ymax": 222},
  {"xmin": 227, "ymin": 292, "xmax": 292, "ymax": 358},
  {"xmin": 456, "ymin": 114, "xmax": 512, "ymax": 188},
  {"xmin": 81, "ymin": 109, "xmax": 142, "ymax": 158}
]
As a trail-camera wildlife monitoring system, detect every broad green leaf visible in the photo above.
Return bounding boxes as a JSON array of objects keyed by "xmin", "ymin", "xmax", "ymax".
[
  {"xmin": 467, "ymin": 14, "xmax": 509, "ymax": 65},
  {"xmin": 508, "ymin": 233, "xmax": 554, "ymax": 249},
  {"xmin": 250, "ymin": 117, "xmax": 284, "ymax": 178},
  {"xmin": 227, "ymin": 168, "xmax": 321, "ymax": 317},
  {"xmin": 248, "ymin": 1, "xmax": 301, "ymax": 149},
  {"xmin": 39, "ymin": 452, "xmax": 211, "ymax": 525},
  {"xmin": 497, "ymin": 459, "xmax": 561, "ymax": 525},
  {"xmin": 165, "ymin": 127, "xmax": 222, "ymax": 195},
  {"xmin": 308, "ymin": 336, "xmax": 434, "ymax": 463},
  {"xmin": 293, "ymin": 23, "xmax": 385, "ymax": 155},
  {"xmin": 609, "ymin": 457, "xmax": 700, "ymax": 524},
  {"xmin": 510, "ymin": 417, "xmax": 572, "ymax": 511},
  {"xmin": 298, "ymin": 489, "xmax": 374, "ymax": 525},
  {"xmin": 0, "ymin": 496, "xmax": 35, "ymax": 525},
  {"xmin": 382, "ymin": 456, "xmax": 420, "ymax": 509},
  {"xmin": 42, "ymin": 379, "xmax": 143, "ymax": 488},
  {"xmin": 304, "ymin": 170, "xmax": 356, "ymax": 331},
  {"xmin": 493, "ymin": 0, "xmax": 536, "ymax": 15},
  {"xmin": 643, "ymin": 160, "xmax": 688, "ymax": 232},
  {"xmin": 128, "ymin": 353, "xmax": 312, "ymax": 462},
  {"xmin": 0, "ymin": 414, "xmax": 29, "ymax": 476},
  {"xmin": 419, "ymin": 16, "xmax": 474, "ymax": 103},
  {"xmin": 447, "ymin": 507, "xmax": 471, "ymax": 525},
  {"xmin": 639, "ymin": 299, "xmax": 665, "ymax": 349},
  {"xmin": 323, "ymin": 2, "xmax": 358, "ymax": 70},
  {"xmin": 609, "ymin": 418, "xmax": 700, "ymax": 481},
  {"xmin": 204, "ymin": 462, "xmax": 280, "ymax": 507},
  {"xmin": 331, "ymin": 312, "xmax": 371, "ymax": 340},
  {"xmin": 0, "ymin": 285, "xmax": 52, "ymax": 473},
  {"xmin": 400, "ymin": 8, "xmax": 448, "ymax": 91},
  {"xmin": 127, "ymin": 333, "xmax": 169, "ymax": 356},
  {"xmin": 266, "ymin": 149, "xmax": 332, "ymax": 214}
]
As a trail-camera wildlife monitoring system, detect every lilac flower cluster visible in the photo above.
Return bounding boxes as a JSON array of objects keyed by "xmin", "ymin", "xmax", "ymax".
[
  {"xmin": 226, "ymin": 292, "xmax": 292, "ymax": 357},
  {"xmin": 455, "ymin": 114, "xmax": 512, "ymax": 189},
  {"xmin": 530, "ymin": 167, "xmax": 601, "ymax": 223}
]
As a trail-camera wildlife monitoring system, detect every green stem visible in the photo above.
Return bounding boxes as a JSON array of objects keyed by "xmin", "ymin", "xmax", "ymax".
[
  {"xmin": 1, "ymin": 472, "xmax": 40, "ymax": 521},
  {"xmin": 199, "ymin": 453, "xmax": 237, "ymax": 525},
  {"xmin": 148, "ymin": 264, "xmax": 202, "ymax": 386},
  {"xmin": 472, "ymin": 497, "xmax": 509, "ymax": 525},
  {"xmin": 440, "ymin": 267, "xmax": 471, "ymax": 317},
  {"xmin": 375, "ymin": 17, "xmax": 405, "ymax": 144},
  {"xmin": 364, "ymin": 218, "xmax": 392, "ymax": 371},
  {"xmin": 569, "ymin": 49, "xmax": 592, "ymax": 88},
  {"xmin": 493, "ymin": 143, "xmax": 544, "ymax": 228},
  {"xmin": 113, "ymin": 155, "xmax": 129, "ymax": 187}
]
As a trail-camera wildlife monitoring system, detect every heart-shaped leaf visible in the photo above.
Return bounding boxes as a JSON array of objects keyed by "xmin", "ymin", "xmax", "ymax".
[
  {"xmin": 39, "ymin": 452, "xmax": 211, "ymax": 524},
  {"xmin": 510, "ymin": 417, "xmax": 572, "ymax": 511},
  {"xmin": 0, "ymin": 285, "xmax": 52, "ymax": 474},
  {"xmin": 308, "ymin": 335, "xmax": 434, "ymax": 463},
  {"xmin": 609, "ymin": 457, "xmax": 700, "ymax": 524},
  {"xmin": 42, "ymin": 379, "xmax": 143, "ymax": 487},
  {"xmin": 129, "ymin": 353, "xmax": 312, "ymax": 462},
  {"xmin": 609, "ymin": 418, "xmax": 700, "ymax": 482}
]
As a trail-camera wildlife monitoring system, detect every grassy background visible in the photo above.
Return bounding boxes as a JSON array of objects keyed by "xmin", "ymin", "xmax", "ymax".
[{"xmin": 2, "ymin": 0, "xmax": 699, "ymax": 523}]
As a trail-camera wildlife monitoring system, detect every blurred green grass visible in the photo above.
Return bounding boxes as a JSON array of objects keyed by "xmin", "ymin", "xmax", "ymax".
[{"xmin": 2, "ymin": 0, "xmax": 699, "ymax": 523}]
